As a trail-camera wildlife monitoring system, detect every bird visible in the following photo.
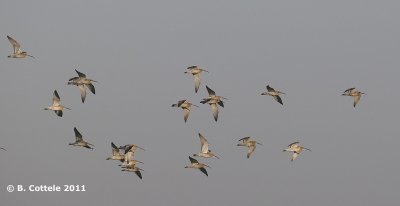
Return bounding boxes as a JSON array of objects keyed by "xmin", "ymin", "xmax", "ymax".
[
  {"xmin": 121, "ymin": 166, "xmax": 144, "ymax": 179},
  {"xmin": 261, "ymin": 85, "xmax": 285, "ymax": 105},
  {"xmin": 283, "ymin": 142, "xmax": 311, "ymax": 161},
  {"xmin": 237, "ymin": 137, "xmax": 262, "ymax": 159},
  {"xmin": 69, "ymin": 127, "xmax": 94, "ymax": 149},
  {"xmin": 119, "ymin": 144, "xmax": 145, "ymax": 154},
  {"xmin": 171, "ymin": 100, "xmax": 199, "ymax": 123},
  {"xmin": 200, "ymin": 86, "xmax": 227, "ymax": 121},
  {"xmin": 44, "ymin": 90, "xmax": 71, "ymax": 117},
  {"xmin": 193, "ymin": 133, "xmax": 219, "ymax": 159},
  {"xmin": 106, "ymin": 142, "xmax": 125, "ymax": 162},
  {"xmin": 7, "ymin": 35, "xmax": 35, "ymax": 59},
  {"xmin": 342, "ymin": 88, "xmax": 365, "ymax": 107},
  {"xmin": 184, "ymin": 66, "xmax": 209, "ymax": 93},
  {"xmin": 119, "ymin": 152, "xmax": 144, "ymax": 168},
  {"xmin": 68, "ymin": 69, "xmax": 98, "ymax": 103},
  {"xmin": 0, "ymin": 147, "xmax": 6, "ymax": 151},
  {"xmin": 185, "ymin": 156, "xmax": 210, "ymax": 176}
]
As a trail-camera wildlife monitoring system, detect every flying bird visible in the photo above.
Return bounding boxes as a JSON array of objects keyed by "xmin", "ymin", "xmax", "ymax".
[
  {"xmin": 283, "ymin": 142, "xmax": 311, "ymax": 161},
  {"xmin": 200, "ymin": 86, "xmax": 227, "ymax": 121},
  {"xmin": 342, "ymin": 88, "xmax": 365, "ymax": 107},
  {"xmin": 193, "ymin": 133, "xmax": 219, "ymax": 159},
  {"xmin": 261, "ymin": 85, "xmax": 285, "ymax": 105},
  {"xmin": 237, "ymin": 137, "xmax": 262, "ymax": 158},
  {"xmin": 44, "ymin": 90, "xmax": 71, "ymax": 117},
  {"xmin": 121, "ymin": 166, "xmax": 144, "ymax": 179},
  {"xmin": 0, "ymin": 147, "xmax": 6, "ymax": 151},
  {"xmin": 106, "ymin": 142, "xmax": 125, "ymax": 162},
  {"xmin": 7, "ymin": 35, "xmax": 35, "ymax": 58},
  {"xmin": 68, "ymin": 69, "xmax": 98, "ymax": 103},
  {"xmin": 69, "ymin": 127, "xmax": 94, "ymax": 149},
  {"xmin": 171, "ymin": 99, "xmax": 199, "ymax": 123},
  {"xmin": 185, "ymin": 156, "xmax": 210, "ymax": 176},
  {"xmin": 184, "ymin": 66, "xmax": 209, "ymax": 93}
]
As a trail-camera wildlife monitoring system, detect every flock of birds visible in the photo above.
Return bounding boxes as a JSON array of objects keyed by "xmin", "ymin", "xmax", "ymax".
[{"xmin": 1, "ymin": 35, "xmax": 367, "ymax": 178}]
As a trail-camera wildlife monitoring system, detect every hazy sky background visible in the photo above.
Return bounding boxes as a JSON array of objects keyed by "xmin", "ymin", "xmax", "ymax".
[{"xmin": 1, "ymin": 1, "xmax": 400, "ymax": 205}]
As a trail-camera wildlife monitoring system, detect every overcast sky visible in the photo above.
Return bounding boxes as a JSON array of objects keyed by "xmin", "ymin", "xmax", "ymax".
[{"xmin": 1, "ymin": 1, "xmax": 400, "ymax": 205}]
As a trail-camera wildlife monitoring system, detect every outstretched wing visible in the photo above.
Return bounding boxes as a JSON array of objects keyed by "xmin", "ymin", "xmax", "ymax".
[
  {"xmin": 353, "ymin": 95, "xmax": 361, "ymax": 107},
  {"xmin": 194, "ymin": 74, "xmax": 201, "ymax": 93},
  {"xmin": 210, "ymin": 103, "xmax": 219, "ymax": 121},
  {"xmin": 238, "ymin": 137, "xmax": 250, "ymax": 142},
  {"xmin": 266, "ymin": 85, "xmax": 275, "ymax": 92},
  {"xmin": 198, "ymin": 133, "xmax": 209, "ymax": 153},
  {"xmin": 111, "ymin": 142, "xmax": 120, "ymax": 156},
  {"xmin": 86, "ymin": 83, "xmax": 95, "ymax": 94},
  {"xmin": 183, "ymin": 108, "xmax": 190, "ymax": 123},
  {"xmin": 247, "ymin": 145, "xmax": 256, "ymax": 159},
  {"xmin": 206, "ymin": 86, "xmax": 216, "ymax": 96},
  {"xmin": 74, "ymin": 127, "xmax": 83, "ymax": 141},
  {"xmin": 199, "ymin": 167, "xmax": 208, "ymax": 176},
  {"xmin": 189, "ymin": 156, "xmax": 198, "ymax": 164},
  {"xmin": 75, "ymin": 69, "xmax": 86, "ymax": 78},
  {"xmin": 53, "ymin": 90, "xmax": 61, "ymax": 104},
  {"xmin": 78, "ymin": 85, "xmax": 86, "ymax": 103},
  {"xmin": 7, "ymin": 36, "xmax": 21, "ymax": 54},
  {"xmin": 273, "ymin": 95, "xmax": 283, "ymax": 105}
]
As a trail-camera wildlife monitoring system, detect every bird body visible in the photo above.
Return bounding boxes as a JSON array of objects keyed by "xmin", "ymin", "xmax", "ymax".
[
  {"xmin": 193, "ymin": 133, "xmax": 219, "ymax": 159},
  {"xmin": 69, "ymin": 127, "xmax": 94, "ymax": 149},
  {"xmin": 44, "ymin": 90, "xmax": 71, "ymax": 117},
  {"xmin": 237, "ymin": 137, "xmax": 262, "ymax": 158},
  {"xmin": 68, "ymin": 69, "xmax": 97, "ymax": 103},
  {"xmin": 171, "ymin": 99, "xmax": 199, "ymax": 122},
  {"xmin": 342, "ymin": 88, "xmax": 365, "ymax": 107},
  {"xmin": 7, "ymin": 35, "xmax": 35, "ymax": 58},
  {"xmin": 106, "ymin": 142, "xmax": 125, "ymax": 161},
  {"xmin": 283, "ymin": 142, "xmax": 311, "ymax": 161},
  {"xmin": 261, "ymin": 85, "xmax": 285, "ymax": 105},
  {"xmin": 201, "ymin": 86, "xmax": 227, "ymax": 121},
  {"xmin": 184, "ymin": 66, "xmax": 208, "ymax": 93},
  {"xmin": 185, "ymin": 156, "xmax": 210, "ymax": 176}
]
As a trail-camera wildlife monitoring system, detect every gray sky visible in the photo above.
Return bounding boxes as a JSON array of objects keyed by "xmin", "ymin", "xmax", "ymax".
[{"xmin": 1, "ymin": 0, "xmax": 400, "ymax": 205}]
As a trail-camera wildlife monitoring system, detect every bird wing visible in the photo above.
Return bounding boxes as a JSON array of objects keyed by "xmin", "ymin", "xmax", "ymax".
[
  {"xmin": 217, "ymin": 100, "xmax": 224, "ymax": 108},
  {"xmin": 210, "ymin": 103, "xmax": 219, "ymax": 121},
  {"xmin": 189, "ymin": 156, "xmax": 198, "ymax": 164},
  {"xmin": 198, "ymin": 133, "xmax": 209, "ymax": 153},
  {"xmin": 53, "ymin": 90, "xmax": 61, "ymax": 104},
  {"xmin": 194, "ymin": 73, "xmax": 201, "ymax": 93},
  {"xmin": 111, "ymin": 142, "xmax": 120, "ymax": 156},
  {"xmin": 74, "ymin": 127, "xmax": 83, "ymax": 141},
  {"xmin": 344, "ymin": 88, "xmax": 355, "ymax": 93},
  {"xmin": 183, "ymin": 108, "xmax": 190, "ymax": 123},
  {"xmin": 247, "ymin": 145, "xmax": 256, "ymax": 159},
  {"xmin": 199, "ymin": 167, "xmax": 208, "ymax": 176},
  {"xmin": 78, "ymin": 85, "xmax": 86, "ymax": 103},
  {"xmin": 353, "ymin": 95, "xmax": 361, "ymax": 107},
  {"xmin": 206, "ymin": 85, "xmax": 216, "ymax": 96},
  {"xmin": 238, "ymin": 137, "xmax": 250, "ymax": 142},
  {"xmin": 54, "ymin": 110, "xmax": 63, "ymax": 117},
  {"xmin": 86, "ymin": 83, "xmax": 96, "ymax": 94},
  {"xmin": 7, "ymin": 36, "xmax": 21, "ymax": 54},
  {"xmin": 291, "ymin": 152, "xmax": 299, "ymax": 161},
  {"xmin": 177, "ymin": 100, "xmax": 187, "ymax": 107},
  {"xmin": 187, "ymin": 66, "xmax": 197, "ymax": 70},
  {"xmin": 288, "ymin": 142, "xmax": 300, "ymax": 148},
  {"xmin": 266, "ymin": 85, "xmax": 275, "ymax": 92},
  {"xmin": 75, "ymin": 69, "xmax": 86, "ymax": 78},
  {"xmin": 273, "ymin": 95, "xmax": 283, "ymax": 105},
  {"xmin": 135, "ymin": 170, "xmax": 143, "ymax": 179}
]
